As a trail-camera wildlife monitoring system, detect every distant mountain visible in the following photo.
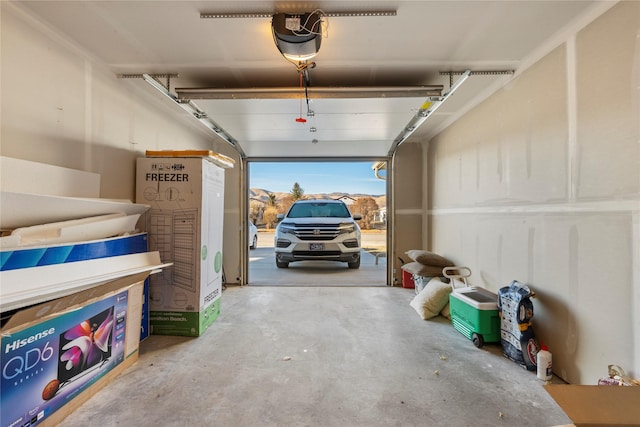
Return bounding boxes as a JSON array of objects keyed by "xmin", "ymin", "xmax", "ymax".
[{"xmin": 249, "ymin": 188, "xmax": 386, "ymax": 209}]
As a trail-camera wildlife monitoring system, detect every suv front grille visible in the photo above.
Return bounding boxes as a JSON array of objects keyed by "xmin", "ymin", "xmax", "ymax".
[
  {"xmin": 293, "ymin": 250, "xmax": 342, "ymax": 257},
  {"xmin": 289, "ymin": 223, "xmax": 341, "ymax": 241}
]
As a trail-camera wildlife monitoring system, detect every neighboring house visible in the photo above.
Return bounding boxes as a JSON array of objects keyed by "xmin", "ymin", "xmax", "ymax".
[
  {"xmin": 335, "ymin": 195, "xmax": 356, "ymax": 206},
  {"xmin": 374, "ymin": 207, "xmax": 387, "ymax": 224}
]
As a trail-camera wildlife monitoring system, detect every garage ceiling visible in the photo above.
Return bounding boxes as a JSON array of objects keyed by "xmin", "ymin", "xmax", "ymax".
[{"xmin": 15, "ymin": 1, "xmax": 605, "ymax": 159}]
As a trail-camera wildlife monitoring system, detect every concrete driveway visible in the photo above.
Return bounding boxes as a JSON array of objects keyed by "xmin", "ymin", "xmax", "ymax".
[{"xmin": 249, "ymin": 231, "xmax": 387, "ymax": 286}]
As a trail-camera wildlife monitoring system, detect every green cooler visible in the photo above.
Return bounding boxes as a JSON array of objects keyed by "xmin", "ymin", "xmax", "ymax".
[{"xmin": 449, "ymin": 286, "xmax": 500, "ymax": 348}]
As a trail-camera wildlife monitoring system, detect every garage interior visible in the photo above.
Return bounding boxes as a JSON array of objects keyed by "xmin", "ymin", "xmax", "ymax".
[{"xmin": 2, "ymin": 1, "xmax": 639, "ymax": 425}]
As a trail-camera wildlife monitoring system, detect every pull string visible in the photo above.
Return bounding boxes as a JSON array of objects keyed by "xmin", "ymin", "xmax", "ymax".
[{"xmin": 296, "ymin": 71, "xmax": 307, "ymax": 123}]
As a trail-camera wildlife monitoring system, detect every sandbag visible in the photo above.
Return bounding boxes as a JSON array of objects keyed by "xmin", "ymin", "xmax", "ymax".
[{"xmin": 498, "ymin": 280, "xmax": 539, "ymax": 371}]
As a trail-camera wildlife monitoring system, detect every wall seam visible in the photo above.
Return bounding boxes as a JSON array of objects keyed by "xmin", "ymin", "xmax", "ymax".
[
  {"xmin": 633, "ymin": 212, "xmax": 640, "ymax": 379},
  {"xmin": 567, "ymin": 35, "xmax": 578, "ymax": 203},
  {"xmin": 429, "ymin": 199, "xmax": 640, "ymax": 215}
]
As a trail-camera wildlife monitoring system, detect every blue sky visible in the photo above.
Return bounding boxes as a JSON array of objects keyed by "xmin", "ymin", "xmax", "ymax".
[{"xmin": 250, "ymin": 162, "xmax": 386, "ymax": 195}]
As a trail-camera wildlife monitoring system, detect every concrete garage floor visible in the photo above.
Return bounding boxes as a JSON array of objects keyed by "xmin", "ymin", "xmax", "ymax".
[
  {"xmin": 249, "ymin": 231, "xmax": 388, "ymax": 286},
  {"xmin": 61, "ymin": 286, "xmax": 571, "ymax": 427},
  {"xmin": 249, "ymin": 247, "xmax": 387, "ymax": 286}
]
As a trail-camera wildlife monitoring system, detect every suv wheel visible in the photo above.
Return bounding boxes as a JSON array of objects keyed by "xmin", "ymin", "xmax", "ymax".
[
  {"xmin": 276, "ymin": 259, "xmax": 289, "ymax": 268},
  {"xmin": 348, "ymin": 256, "xmax": 360, "ymax": 269}
]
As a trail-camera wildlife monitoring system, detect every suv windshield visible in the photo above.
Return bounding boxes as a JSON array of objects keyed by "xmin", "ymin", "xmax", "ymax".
[{"xmin": 287, "ymin": 202, "xmax": 351, "ymax": 218}]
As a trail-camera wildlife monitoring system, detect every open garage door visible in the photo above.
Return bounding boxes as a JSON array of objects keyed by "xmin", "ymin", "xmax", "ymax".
[{"xmin": 247, "ymin": 160, "xmax": 388, "ymax": 286}]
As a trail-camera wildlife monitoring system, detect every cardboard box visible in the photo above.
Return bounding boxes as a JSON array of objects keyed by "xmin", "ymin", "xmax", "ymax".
[
  {"xmin": 0, "ymin": 272, "xmax": 148, "ymax": 427},
  {"xmin": 148, "ymin": 299, "xmax": 221, "ymax": 337},
  {"xmin": 136, "ymin": 153, "xmax": 228, "ymax": 336},
  {"xmin": 544, "ymin": 384, "xmax": 640, "ymax": 426}
]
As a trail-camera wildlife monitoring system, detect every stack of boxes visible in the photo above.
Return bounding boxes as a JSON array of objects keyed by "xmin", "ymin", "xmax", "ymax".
[
  {"xmin": 0, "ymin": 157, "xmax": 166, "ymax": 426},
  {"xmin": 1, "ymin": 150, "xmax": 234, "ymax": 425}
]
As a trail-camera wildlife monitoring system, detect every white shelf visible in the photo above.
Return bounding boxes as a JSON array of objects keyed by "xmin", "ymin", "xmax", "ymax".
[{"xmin": 0, "ymin": 251, "xmax": 170, "ymax": 312}]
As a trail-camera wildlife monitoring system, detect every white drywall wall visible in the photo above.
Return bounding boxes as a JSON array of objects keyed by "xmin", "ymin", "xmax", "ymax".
[
  {"xmin": 425, "ymin": 2, "xmax": 640, "ymax": 384},
  {"xmin": 0, "ymin": 4, "xmax": 243, "ymax": 282}
]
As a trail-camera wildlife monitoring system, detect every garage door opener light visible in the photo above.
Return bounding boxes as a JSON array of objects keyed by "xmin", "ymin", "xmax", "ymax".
[{"xmin": 272, "ymin": 12, "xmax": 324, "ymax": 64}]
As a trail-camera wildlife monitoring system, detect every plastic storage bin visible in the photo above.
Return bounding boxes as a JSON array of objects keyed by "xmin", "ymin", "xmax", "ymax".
[{"xmin": 401, "ymin": 269, "xmax": 415, "ymax": 289}]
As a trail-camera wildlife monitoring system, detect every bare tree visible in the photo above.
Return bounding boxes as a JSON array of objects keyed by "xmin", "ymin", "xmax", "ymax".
[
  {"xmin": 263, "ymin": 206, "xmax": 279, "ymax": 229},
  {"xmin": 350, "ymin": 197, "xmax": 379, "ymax": 230},
  {"xmin": 249, "ymin": 200, "xmax": 264, "ymax": 225},
  {"xmin": 278, "ymin": 195, "xmax": 295, "ymax": 215},
  {"xmin": 267, "ymin": 192, "xmax": 277, "ymax": 207}
]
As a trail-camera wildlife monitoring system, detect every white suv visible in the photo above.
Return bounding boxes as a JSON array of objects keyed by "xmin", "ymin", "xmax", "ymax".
[{"xmin": 275, "ymin": 199, "xmax": 362, "ymax": 269}]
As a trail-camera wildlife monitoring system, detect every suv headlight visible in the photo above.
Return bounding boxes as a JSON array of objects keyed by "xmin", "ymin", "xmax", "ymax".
[
  {"xmin": 337, "ymin": 222, "xmax": 356, "ymax": 234},
  {"xmin": 278, "ymin": 223, "xmax": 296, "ymax": 235}
]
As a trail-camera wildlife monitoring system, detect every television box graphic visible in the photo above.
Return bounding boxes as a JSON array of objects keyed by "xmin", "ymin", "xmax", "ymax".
[
  {"xmin": 140, "ymin": 279, "xmax": 150, "ymax": 341},
  {"xmin": 0, "ymin": 272, "xmax": 147, "ymax": 427},
  {"xmin": 136, "ymin": 152, "xmax": 231, "ymax": 337}
]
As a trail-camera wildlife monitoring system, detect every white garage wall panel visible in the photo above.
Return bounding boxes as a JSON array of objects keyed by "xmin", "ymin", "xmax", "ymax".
[
  {"xmin": 426, "ymin": 2, "xmax": 640, "ymax": 384},
  {"xmin": 1, "ymin": 4, "xmax": 243, "ymax": 282},
  {"xmin": 1, "ymin": 5, "xmax": 220, "ymax": 199},
  {"xmin": 575, "ymin": 3, "xmax": 639, "ymax": 200}
]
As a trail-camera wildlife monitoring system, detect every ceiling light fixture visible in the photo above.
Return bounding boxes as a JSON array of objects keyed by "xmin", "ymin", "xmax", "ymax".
[
  {"xmin": 272, "ymin": 12, "xmax": 324, "ymax": 63},
  {"xmin": 200, "ymin": 9, "xmax": 397, "ymax": 65}
]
